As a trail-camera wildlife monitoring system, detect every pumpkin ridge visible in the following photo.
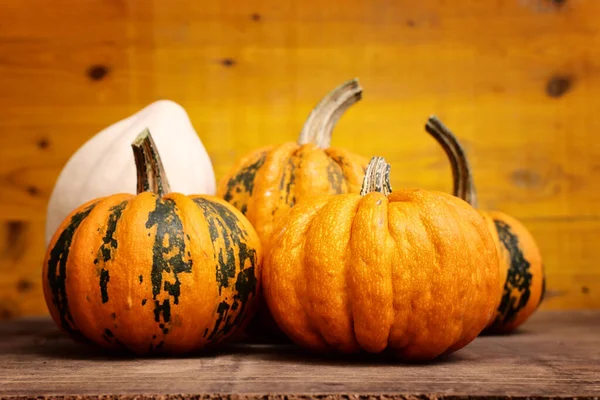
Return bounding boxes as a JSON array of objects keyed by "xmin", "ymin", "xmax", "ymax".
[
  {"xmin": 191, "ymin": 197, "xmax": 259, "ymax": 342},
  {"xmin": 299, "ymin": 197, "xmax": 344, "ymax": 350},
  {"xmin": 385, "ymin": 203, "xmax": 412, "ymax": 354},
  {"xmin": 299, "ymin": 199, "xmax": 330, "ymax": 349},
  {"xmin": 314, "ymin": 196, "xmax": 361, "ymax": 352},
  {"xmin": 262, "ymin": 196, "xmax": 331, "ymax": 350},
  {"xmin": 344, "ymin": 197, "xmax": 362, "ymax": 352},
  {"xmin": 388, "ymin": 201, "xmax": 432, "ymax": 353},
  {"xmin": 490, "ymin": 219, "xmax": 533, "ymax": 327},
  {"xmin": 343, "ymin": 235, "xmax": 358, "ymax": 351},
  {"xmin": 46, "ymin": 201, "xmax": 98, "ymax": 340},
  {"xmin": 431, "ymin": 197, "xmax": 473, "ymax": 355},
  {"xmin": 385, "ymin": 203, "xmax": 410, "ymax": 353},
  {"xmin": 347, "ymin": 193, "xmax": 394, "ymax": 353},
  {"xmin": 145, "ymin": 196, "xmax": 193, "ymax": 328},
  {"xmin": 96, "ymin": 200, "xmax": 129, "ymax": 304}
]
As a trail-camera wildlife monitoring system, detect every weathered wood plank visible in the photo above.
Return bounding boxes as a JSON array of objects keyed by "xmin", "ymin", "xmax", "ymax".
[{"xmin": 0, "ymin": 311, "xmax": 599, "ymax": 398}]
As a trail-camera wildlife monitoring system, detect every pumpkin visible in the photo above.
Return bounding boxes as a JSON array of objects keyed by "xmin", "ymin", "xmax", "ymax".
[
  {"xmin": 262, "ymin": 156, "xmax": 500, "ymax": 361},
  {"xmin": 45, "ymin": 100, "xmax": 216, "ymax": 246},
  {"xmin": 424, "ymin": 116, "xmax": 545, "ymax": 334},
  {"xmin": 42, "ymin": 129, "xmax": 261, "ymax": 355},
  {"xmin": 217, "ymin": 79, "xmax": 369, "ymax": 246}
]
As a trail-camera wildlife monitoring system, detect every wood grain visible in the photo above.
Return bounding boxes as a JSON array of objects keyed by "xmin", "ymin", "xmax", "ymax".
[
  {"xmin": 0, "ymin": 220, "xmax": 47, "ymax": 319},
  {"xmin": 0, "ymin": 311, "xmax": 599, "ymax": 398},
  {"xmin": 1, "ymin": 0, "xmax": 599, "ymax": 317}
]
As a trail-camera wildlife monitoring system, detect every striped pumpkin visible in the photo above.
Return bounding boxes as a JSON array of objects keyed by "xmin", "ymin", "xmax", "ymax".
[
  {"xmin": 217, "ymin": 79, "xmax": 369, "ymax": 247},
  {"xmin": 42, "ymin": 130, "xmax": 262, "ymax": 354},
  {"xmin": 425, "ymin": 116, "xmax": 545, "ymax": 334}
]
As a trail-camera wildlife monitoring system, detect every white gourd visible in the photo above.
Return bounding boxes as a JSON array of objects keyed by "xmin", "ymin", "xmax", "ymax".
[{"xmin": 45, "ymin": 100, "xmax": 216, "ymax": 245}]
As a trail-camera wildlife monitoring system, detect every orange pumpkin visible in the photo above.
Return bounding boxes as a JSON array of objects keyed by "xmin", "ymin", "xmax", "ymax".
[
  {"xmin": 42, "ymin": 129, "xmax": 262, "ymax": 354},
  {"xmin": 425, "ymin": 116, "xmax": 545, "ymax": 334},
  {"xmin": 217, "ymin": 79, "xmax": 369, "ymax": 246},
  {"xmin": 263, "ymin": 156, "xmax": 499, "ymax": 360}
]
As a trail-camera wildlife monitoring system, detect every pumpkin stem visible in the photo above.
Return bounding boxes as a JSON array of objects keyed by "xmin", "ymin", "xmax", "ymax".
[
  {"xmin": 297, "ymin": 78, "xmax": 362, "ymax": 149},
  {"xmin": 131, "ymin": 128, "xmax": 171, "ymax": 197},
  {"xmin": 360, "ymin": 156, "xmax": 392, "ymax": 196},
  {"xmin": 425, "ymin": 116, "xmax": 478, "ymax": 208}
]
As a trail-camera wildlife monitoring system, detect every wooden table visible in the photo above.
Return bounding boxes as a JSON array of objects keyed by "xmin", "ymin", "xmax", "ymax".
[{"xmin": 1, "ymin": 311, "xmax": 599, "ymax": 399}]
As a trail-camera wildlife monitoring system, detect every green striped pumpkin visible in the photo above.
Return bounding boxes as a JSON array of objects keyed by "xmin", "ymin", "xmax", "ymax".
[{"xmin": 43, "ymin": 129, "xmax": 262, "ymax": 354}]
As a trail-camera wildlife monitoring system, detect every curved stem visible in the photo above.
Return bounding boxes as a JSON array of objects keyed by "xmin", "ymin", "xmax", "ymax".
[
  {"xmin": 360, "ymin": 156, "xmax": 392, "ymax": 196},
  {"xmin": 424, "ymin": 116, "xmax": 478, "ymax": 208},
  {"xmin": 297, "ymin": 78, "xmax": 362, "ymax": 148},
  {"xmin": 131, "ymin": 128, "xmax": 171, "ymax": 197}
]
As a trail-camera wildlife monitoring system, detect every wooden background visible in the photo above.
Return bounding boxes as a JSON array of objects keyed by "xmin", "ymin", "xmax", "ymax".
[{"xmin": 0, "ymin": 0, "xmax": 599, "ymax": 320}]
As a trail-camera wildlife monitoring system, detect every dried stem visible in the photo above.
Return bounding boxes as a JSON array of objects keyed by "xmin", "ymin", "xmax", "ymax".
[
  {"xmin": 425, "ymin": 116, "xmax": 478, "ymax": 208},
  {"xmin": 297, "ymin": 79, "xmax": 362, "ymax": 149},
  {"xmin": 131, "ymin": 128, "xmax": 171, "ymax": 197},
  {"xmin": 360, "ymin": 156, "xmax": 392, "ymax": 196}
]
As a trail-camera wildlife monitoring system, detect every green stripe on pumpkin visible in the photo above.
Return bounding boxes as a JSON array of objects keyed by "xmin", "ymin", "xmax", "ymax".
[
  {"xmin": 278, "ymin": 156, "xmax": 297, "ymax": 208},
  {"xmin": 145, "ymin": 197, "xmax": 192, "ymax": 328},
  {"xmin": 192, "ymin": 197, "xmax": 258, "ymax": 342},
  {"xmin": 326, "ymin": 156, "xmax": 346, "ymax": 194},
  {"xmin": 97, "ymin": 200, "xmax": 128, "ymax": 304},
  {"xmin": 491, "ymin": 219, "xmax": 533, "ymax": 326},
  {"xmin": 223, "ymin": 152, "xmax": 267, "ymax": 215},
  {"xmin": 47, "ymin": 202, "xmax": 98, "ymax": 340}
]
